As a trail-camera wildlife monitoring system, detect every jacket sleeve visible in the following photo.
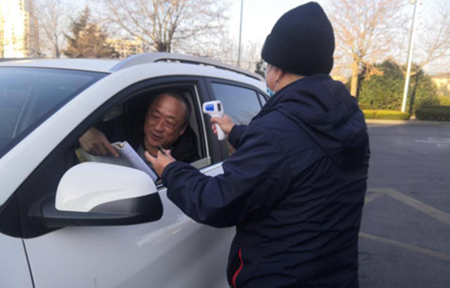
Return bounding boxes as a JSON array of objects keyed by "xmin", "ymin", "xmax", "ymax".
[
  {"xmin": 162, "ymin": 123, "xmax": 292, "ymax": 228},
  {"xmin": 227, "ymin": 124, "xmax": 247, "ymax": 149}
]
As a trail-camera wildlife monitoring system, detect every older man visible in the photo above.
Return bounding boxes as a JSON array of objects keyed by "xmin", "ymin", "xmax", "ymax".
[{"xmin": 79, "ymin": 91, "xmax": 199, "ymax": 165}]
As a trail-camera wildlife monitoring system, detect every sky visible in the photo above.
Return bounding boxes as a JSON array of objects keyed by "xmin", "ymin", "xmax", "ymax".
[
  {"xmin": 71, "ymin": 0, "xmax": 327, "ymax": 46},
  {"xmin": 226, "ymin": 0, "xmax": 328, "ymax": 46},
  {"xmin": 70, "ymin": 0, "xmax": 441, "ymax": 74},
  {"xmin": 71, "ymin": 0, "xmax": 435, "ymax": 44}
]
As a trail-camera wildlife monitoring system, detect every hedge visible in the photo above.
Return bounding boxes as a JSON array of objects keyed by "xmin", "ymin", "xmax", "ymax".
[
  {"xmin": 415, "ymin": 106, "xmax": 450, "ymax": 121},
  {"xmin": 362, "ymin": 110, "xmax": 411, "ymax": 120}
]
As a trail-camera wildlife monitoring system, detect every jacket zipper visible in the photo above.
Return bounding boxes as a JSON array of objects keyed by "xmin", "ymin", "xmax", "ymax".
[{"xmin": 232, "ymin": 248, "xmax": 244, "ymax": 288}]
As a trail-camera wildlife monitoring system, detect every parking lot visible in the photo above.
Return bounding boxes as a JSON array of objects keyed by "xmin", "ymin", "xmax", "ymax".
[{"xmin": 360, "ymin": 123, "xmax": 450, "ymax": 287}]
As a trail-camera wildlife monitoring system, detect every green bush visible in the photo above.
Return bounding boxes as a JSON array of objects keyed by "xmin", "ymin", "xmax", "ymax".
[
  {"xmin": 359, "ymin": 76, "xmax": 404, "ymax": 110},
  {"xmin": 362, "ymin": 110, "xmax": 411, "ymax": 120},
  {"xmin": 357, "ymin": 60, "xmax": 439, "ymax": 113},
  {"xmin": 438, "ymin": 95, "xmax": 450, "ymax": 106},
  {"xmin": 415, "ymin": 106, "xmax": 450, "ymax": 121}
]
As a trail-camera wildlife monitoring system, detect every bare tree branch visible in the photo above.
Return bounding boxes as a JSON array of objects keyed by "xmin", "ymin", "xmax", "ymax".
[
  {"xmin": 329, "ymin": 0, "xmax": 406, "ymax": 96},
  {"xmin": 34, "ymin": 0, "xmax": 72, "ymax": 58},
  {"xmin": 95, "ymin": 0, "xmax": 229, "ymax": 53}
]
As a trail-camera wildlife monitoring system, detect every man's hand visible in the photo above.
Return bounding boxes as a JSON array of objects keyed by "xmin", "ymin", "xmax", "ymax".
[
  {"xmin": 79, "ymin": 127, "xmax": 119, "ymax": 157},
  {"xmin": 211, "ymin": 115, "xmax": 235, "ymax": 138},
  {"xmin": 145, "ymin": 150, "xmax": 176, "ymax": 177}
]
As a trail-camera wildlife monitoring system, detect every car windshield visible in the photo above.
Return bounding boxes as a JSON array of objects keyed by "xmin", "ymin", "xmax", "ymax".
[{"xmin": 0, "ymin": 67, "xmax": 107, "ymax": 158}]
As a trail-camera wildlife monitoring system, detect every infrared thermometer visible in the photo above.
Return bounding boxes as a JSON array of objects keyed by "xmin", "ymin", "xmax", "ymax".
[{"xmin": 203, "ymin": 100, "xmax": 226, "ymax": 141}]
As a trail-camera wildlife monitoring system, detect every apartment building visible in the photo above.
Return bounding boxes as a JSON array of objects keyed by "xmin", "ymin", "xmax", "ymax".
[
  {"xmin": 431, "ymin": 73, "xmax": 450, "ymax": 95},
  {"xmin": 0, "ymin": 0, "xmax": 38, "ymax": 58},
  {"xmin": 107, "ymin": 37, "xmax": 151, "ymax": 59}
]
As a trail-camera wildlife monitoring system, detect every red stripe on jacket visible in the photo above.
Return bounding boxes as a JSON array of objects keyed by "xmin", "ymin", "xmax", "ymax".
[{"xmin": 232, "ymin": 248, "xmax": 244, "ymax": 288}]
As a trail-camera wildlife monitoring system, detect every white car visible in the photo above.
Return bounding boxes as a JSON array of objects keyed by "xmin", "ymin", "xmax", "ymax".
[{"xmin": 0, "ymin": 53, "xmax": 268, "ymax": 288}]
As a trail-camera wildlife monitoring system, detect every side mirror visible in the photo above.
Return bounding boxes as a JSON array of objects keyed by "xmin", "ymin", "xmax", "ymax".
[{"xmin": 42, "ymin": 162, "xmax": 163, "ymax": 228}]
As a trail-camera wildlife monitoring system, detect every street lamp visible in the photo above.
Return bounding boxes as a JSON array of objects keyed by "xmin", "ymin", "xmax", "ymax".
[
  {"xmin": 401, "ymin": 0, "xmax": 421, "ymax": 113},
  {"xmin": 237, "ymin": 0, "xmax": 244, "ymax": 68}
]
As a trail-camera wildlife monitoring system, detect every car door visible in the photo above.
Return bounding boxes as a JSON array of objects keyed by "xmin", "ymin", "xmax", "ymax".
[
  {"xmin": 12, "ymin": 74, "xmax": 234, "ymax": 288},
  {"xmin": 0, "ymin": 234, "xmax": 33, "ymax": 288}
]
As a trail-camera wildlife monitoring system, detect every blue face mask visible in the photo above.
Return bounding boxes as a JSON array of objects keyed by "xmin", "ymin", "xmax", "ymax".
[
  {"xmin": 267, "ymin": 87, "xmax": 275, "ymax": 97},
  {"xmin": 265, "ymin": 64, "xmax": 275, "ymax": 97}
]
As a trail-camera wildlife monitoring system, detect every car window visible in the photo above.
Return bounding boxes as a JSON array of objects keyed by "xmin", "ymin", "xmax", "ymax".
[
  {"xmin": 211, "ymin": 83, "xmax": 262, "ymax": 125},
  {"xmin": 210, "ymin": 82, "xmax": 262, "ymax": 156},
  {"xmin": 75, "ymin": 86, "xmax": 210, "ymax": 183},
  {"xmin": 0, "ymin": 67, "xmax": 106, "ymax": 158}
]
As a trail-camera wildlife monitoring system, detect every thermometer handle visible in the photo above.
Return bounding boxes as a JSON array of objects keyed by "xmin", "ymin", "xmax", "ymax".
[{"xmin": 215, "ymin": 123, "xmax": 226, "ymax": 140}]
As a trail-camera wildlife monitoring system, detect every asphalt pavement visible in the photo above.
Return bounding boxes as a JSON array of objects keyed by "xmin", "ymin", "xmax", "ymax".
[{"xmin": 360, "ymin": 122, "xmax": 450, "ymax": 288}]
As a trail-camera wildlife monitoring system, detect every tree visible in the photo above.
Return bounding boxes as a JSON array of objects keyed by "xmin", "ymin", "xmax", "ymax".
[
  {"xmin": 328, "ymin": 0, "xmax": 405, "ymax": 97},
  {"xmin": 95, "ymin": 0, "xmax": 229, "ymax": 53},
  {"xmin": 34, "ymin": 0, "xmax": 71, "ymax": 58},
  {"xmin": 63, "ymin": 7, "xmax": 119, "ymax": 58},
  {"xmin": 192, "ymin": 27, "xmax": 263, "ymax": 73},
  {"xmin": 395, "ymin": 0, "xmax": 450, "ymax": 77},
  {"xmin": 358, "ymin": 60, "xmax": 439, "ymax": 112}
]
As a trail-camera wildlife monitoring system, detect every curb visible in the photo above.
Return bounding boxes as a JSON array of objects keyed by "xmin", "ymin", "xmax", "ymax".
[{"xmin": 366, "ymin": 119, "xmax": 450, "ymax": 126}]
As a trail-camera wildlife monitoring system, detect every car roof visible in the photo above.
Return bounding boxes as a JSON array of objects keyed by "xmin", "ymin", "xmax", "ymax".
[
  {"xmin": 0, "ymin": 53, "xmax": 266, "ymax": 83},
  {"xmin": 0, "ymin": 58, "xmax": 120, "ymax": 73}
]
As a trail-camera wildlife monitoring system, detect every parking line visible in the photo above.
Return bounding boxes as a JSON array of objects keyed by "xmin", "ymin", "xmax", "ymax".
[
  {"xmin": 366, "ymin": 188, "xmax": 389, "ymax": 194},
  {"xmin": 364, "ymin": 192, "xmax": 384, "ymax": 205},
  {"xmin": 359, "ymin": 232, "xmax": 450, "ymax": 262},
  {"xmin": 366, "ymin": 188, "xmax": 450, "ymax": 227},
  {"xmin": 384, "ymin": 189, "xmax": 450, "ymax": 227}
]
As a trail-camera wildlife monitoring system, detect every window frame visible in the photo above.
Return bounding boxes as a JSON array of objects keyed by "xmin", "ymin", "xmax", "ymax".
[{"xmin": 258, "ymin": 92, "xmax": 269, "ymax": 106}]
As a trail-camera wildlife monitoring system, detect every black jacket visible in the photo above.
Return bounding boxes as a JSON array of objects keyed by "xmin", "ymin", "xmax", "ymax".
[{"xmin": 162, "ymin": 74, "xmax": 370, "ymax": 288}]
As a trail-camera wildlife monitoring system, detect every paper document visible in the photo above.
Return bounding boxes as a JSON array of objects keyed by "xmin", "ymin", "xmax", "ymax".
[{"xmin": 77, "ymin": 141, "xmax": 158, "ymax": 182}]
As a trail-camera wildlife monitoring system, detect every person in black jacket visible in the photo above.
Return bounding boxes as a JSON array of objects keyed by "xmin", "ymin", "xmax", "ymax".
[{"xmin": 147, "ymin": 2, "xmax": 370, "ymax": 288}]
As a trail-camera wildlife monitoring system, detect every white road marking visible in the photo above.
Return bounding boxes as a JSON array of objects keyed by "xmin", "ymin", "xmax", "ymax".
[
  {"xmin": 360, "ymin": 232, "xmax": 450, "ymax": 262},
  {"xmin": 364, "ymin": 192, "xmax": 384, "ymax": 205},
  {"xmin": 415, "ymin": 138, "xmax": 450, "ymax": 146},
  {"xmin": 362, "ymin": 188, "xmax": 450, "ymax": 262},
  {"xmin": 367, "ymin": 188, "xmax": 450, "ymax": 227}
]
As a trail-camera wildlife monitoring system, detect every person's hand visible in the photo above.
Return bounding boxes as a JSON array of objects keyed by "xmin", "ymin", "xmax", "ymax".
[
  {"xmin": 79, "ymin": 127, "xmax": 119, "ymax": 157},
  {"xmin": 145, "ymin": 150, "xmax": 176, "ymax": 177},
  {"xmin": 211, "ymin": 115, "xmax": 235, "ymax": 137}
]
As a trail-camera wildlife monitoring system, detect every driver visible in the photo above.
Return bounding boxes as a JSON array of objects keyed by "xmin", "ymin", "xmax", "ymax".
[{"xmin": 78, "ymin": 91, "xmax": 200, "ymax": 166}]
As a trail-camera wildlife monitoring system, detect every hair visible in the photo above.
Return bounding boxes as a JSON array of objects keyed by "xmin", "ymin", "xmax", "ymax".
[{"xmin": 149, "ymin": 90, "xmax": 192, "ymax": 127}]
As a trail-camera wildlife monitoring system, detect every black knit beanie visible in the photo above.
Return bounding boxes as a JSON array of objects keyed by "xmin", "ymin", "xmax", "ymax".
[{"xmin": 261, "ymin": 2, "xmax": 335, "ymax": 76}]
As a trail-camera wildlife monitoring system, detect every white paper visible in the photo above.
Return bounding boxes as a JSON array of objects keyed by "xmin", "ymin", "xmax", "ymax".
[{"xmin": 77, "ymin": 141, "xmax": 158, "ymax": 182}]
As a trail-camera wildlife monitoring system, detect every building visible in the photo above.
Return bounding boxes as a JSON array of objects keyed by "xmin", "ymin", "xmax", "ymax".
[
  {"xmin": 107, "ymin": 37, "xmax": 151, "ymax": 59},
  {"xmin": 331, "ymin": 74, "xmax": 348, "ymax": 84},
  {"xmin": 431, "ymin": 73, "xmax": 450, "ymax": 96},
  {"xmin": 0, "ymin": 0, "xmax": 38, "ymax": 58}
]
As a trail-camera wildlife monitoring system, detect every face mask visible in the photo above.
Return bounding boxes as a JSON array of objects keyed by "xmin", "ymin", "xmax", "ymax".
[{"xmin": 265, "ymin": 65, "xmax": 276, "ymax": 97}]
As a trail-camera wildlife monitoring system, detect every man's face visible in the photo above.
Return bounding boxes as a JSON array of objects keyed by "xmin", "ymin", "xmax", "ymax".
[{"xmin": 144, "ymin": 94, "xmax": 187, "ymax": 150}]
